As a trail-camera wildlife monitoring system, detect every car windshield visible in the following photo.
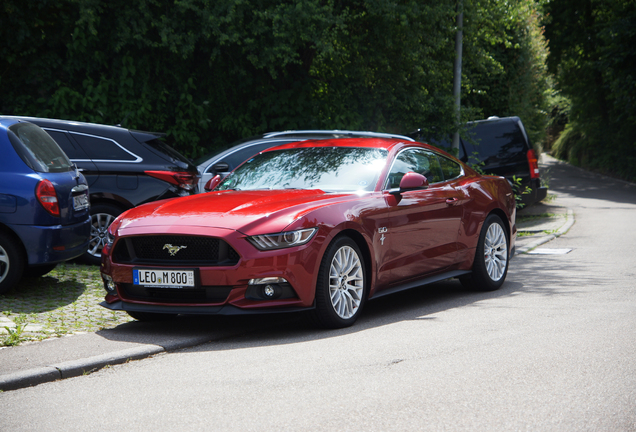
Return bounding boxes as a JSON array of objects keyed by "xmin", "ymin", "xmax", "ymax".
[
  {"xmin": 217, "ymin": 147, "xmax": 388, "ymax": 192},
  {"xmin": 8, "ymin": 122, "xmax": 73, "ymax": 173}
]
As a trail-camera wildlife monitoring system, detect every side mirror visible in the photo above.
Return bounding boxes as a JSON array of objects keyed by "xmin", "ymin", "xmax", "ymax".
[
  {"xmin": 204, "ymin": 174, "xmax": 222, "ymax": 192},
  {"xmin": 399, "ymin": 171, "xmax": 428, "ymax": 191}
]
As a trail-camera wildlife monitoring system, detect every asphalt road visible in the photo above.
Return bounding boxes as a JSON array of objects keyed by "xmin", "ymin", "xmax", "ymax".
[{"xmin": 1, "ymin": 156, "xmax": 635, "ymax": 431}]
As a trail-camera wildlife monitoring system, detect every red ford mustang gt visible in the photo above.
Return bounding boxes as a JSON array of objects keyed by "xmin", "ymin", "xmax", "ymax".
[{"xmin": 100, "ymin": 138, "xmax": 516, "ymax": 328}]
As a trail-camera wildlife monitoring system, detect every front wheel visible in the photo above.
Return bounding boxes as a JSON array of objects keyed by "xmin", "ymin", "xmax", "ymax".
[
  {"xmin": 460, "ymin": 214, "xmax": 509, "ymax": 291},
  {"xmin": 312, "ymin": 236, "xmax": 367, "ymax": 329}
]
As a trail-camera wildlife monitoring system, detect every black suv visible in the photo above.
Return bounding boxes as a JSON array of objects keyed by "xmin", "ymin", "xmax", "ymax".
[
  {"xmin": 410, "ymin": 116, "xmax": 547, "ymax": 206},
  {"xmin": 6, "ymin": 116, "xmax": 199, "ymax": 264}
]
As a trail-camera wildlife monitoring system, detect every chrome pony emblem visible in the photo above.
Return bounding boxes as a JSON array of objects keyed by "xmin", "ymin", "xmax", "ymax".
[{"xmin": 163, "ymin": 244, "xmax": 187, "ymax": 256}]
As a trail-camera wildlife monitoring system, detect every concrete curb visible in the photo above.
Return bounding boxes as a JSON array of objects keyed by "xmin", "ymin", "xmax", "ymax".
[
  {"xmin": 0, "ymin": 333, "xmax": 219, "ymax": 391},
  {"xmin": 0, "ymin": 345, "xmax": 163, "ymax": 391},
  {"xmin": 515, "ymin": 208, "xmax": 575, "ymax": 255}
]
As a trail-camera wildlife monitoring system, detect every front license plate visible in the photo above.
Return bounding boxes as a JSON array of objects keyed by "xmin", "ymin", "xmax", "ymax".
[
  {"xmin": 133, "ymin": 269, "xmax": 195, "ymax": 288},
  {"xmin": 73, "ymin": 193, "xmax": 89, "ymax": 211}
]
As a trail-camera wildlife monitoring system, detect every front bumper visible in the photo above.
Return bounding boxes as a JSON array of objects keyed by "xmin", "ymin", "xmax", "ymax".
[
  {"xmin": 100, "ymin": 300, "xmax": 313, "ymax": 315},
  {"xmin": 100, "ymin": 226, "xmax": 326, "ymax": 313}
]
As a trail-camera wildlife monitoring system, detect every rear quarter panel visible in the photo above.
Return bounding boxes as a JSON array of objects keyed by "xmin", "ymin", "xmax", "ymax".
[{"xmin": 455, "ymin": 174, "xmax": 516, "ymax": 269}]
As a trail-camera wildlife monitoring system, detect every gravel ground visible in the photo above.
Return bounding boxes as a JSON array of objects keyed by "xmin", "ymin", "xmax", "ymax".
[{"xmin": 0, "ymin": 263, "xmax": 133, "ymax": 346}]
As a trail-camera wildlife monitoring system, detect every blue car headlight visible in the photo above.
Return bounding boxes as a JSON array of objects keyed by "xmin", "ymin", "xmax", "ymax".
[{"xmin": 247, "ymin": 228, "xmax": 317, "ymax": 251}]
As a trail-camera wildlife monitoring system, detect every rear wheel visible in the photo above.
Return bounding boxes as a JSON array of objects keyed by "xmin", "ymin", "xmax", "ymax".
[
  {"xmin": 312, "ymin": 236, "xmax": 367, "ymax": 329},
  {"xmin": 84, "ymin": 203, "xmax": 124, "ymax": 265},
  {"xmin": 0, "ymin": 231, "xmax": 25, "ymax": 295},
  {"xmin": 126, "ymin": 311, "xmax": 178, "ymax": 322},
  {"xmin": 460, "ymin": 214, "xmax": 509, "ymax": 291}
]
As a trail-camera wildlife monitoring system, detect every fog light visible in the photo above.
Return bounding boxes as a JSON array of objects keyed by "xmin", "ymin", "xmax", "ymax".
[
  {"xmin": 263, "ymin": 284, "xmax": 282, "ymax": 299},
  {"xmin": 263, "ymin": 285, "xmax": 275, "ymax": 297},
  {"xmin": 102, "ymin": 274, "xmax": 116, "ymax": 294}
]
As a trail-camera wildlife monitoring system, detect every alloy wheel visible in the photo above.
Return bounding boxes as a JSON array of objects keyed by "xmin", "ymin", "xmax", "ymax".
[
  {"xmin": 328, "ymin": 245, "xmax": 364, "ymax": 319},
  {"xmin": 88, "ymin": 212, "xmax": 116, "ymax": 258},
  {"xmin": 0, "ymin": 245, "xmax": 9, "ymax": 282},
  {"xmin": 484, "ymin": 222, "xmax": 508, "ymax": 281}
]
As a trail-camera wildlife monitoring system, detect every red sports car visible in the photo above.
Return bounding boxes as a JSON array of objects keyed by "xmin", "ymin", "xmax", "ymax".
[{"xmin": 100, "ymin": 138, "xmax": 516, "ymax": 328}]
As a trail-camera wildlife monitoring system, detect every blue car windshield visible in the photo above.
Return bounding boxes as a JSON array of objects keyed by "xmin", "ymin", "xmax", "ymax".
[
  {"xmin": 217, "ymin": 147, "xmax": 388, "ymax": 192},
  {"xmin": 8, "ymin": 122, "xmax": 73, "ymax": 173}
]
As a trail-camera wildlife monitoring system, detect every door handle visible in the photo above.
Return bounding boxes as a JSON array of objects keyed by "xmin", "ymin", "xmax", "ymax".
[{"xmin": 446, "ymin": 197, "xmax": 458, "ymax": 205}]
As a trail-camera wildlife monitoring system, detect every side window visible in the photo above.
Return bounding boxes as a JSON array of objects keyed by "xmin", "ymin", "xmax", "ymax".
[
  {"xmin": 387, "ymin": 149, "xmax": 444, "ymax": 188},
  {"xmin": 71, "ymin": 133, "xmax": 138, "ymax": 161},
  {"xmin": 45, "ymin": 130, "xmax": 89, "ymax": 160},
  {"xmin": 438, "ymin": 155, "xmax": 462, "ymax": 181}
]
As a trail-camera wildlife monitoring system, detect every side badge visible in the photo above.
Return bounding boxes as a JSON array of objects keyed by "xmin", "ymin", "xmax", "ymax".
[{"xmin": 378, "ymin": 227, "xmax": 388, "ymax": 245}]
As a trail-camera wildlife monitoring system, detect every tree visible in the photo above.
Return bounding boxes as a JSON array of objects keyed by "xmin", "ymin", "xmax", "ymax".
[
  {"xmin": 1, "ymin": 0, "xmax": 551, "ymax": 159},
  {"xmin": 543, "ymin": 0, "xmax": 636, "ymax": 180}
]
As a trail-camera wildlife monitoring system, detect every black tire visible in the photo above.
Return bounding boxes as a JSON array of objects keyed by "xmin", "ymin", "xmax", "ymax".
[
  {"xmin": 312, "ymin": 236, "xmax": 367, "ymax": 329},
  {"xmin": 460, "ymin": 214, "xmax": 509, "ymax": 291},
  {"xmin": 83, "ymin": 203, "xmax": 125, "ymax": 265},
  {"xmin": 25, "ymin": 263, "xmax": 57, "ymax": 278},
  {"xmin": 126, "ymin": 311, "xmax": 178, "ymax": 322},
  {"xmin": 0, "ymin": 231, "xmax": 25, "ymax": 295}
]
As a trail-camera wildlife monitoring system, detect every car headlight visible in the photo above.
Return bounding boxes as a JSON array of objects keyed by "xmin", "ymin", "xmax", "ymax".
[
  {"xmin": 247, "ymin": 228, "xmax": 317, "ymax": 250},
  {"xmin": 106, "ymin": 217, "xmax": 124, "ymax": 246}
]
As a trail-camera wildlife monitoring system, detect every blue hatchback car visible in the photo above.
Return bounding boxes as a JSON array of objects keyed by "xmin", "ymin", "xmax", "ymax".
[{"xmin": 0, "ymin": 117, "xmax": 91, "ymax": 294}]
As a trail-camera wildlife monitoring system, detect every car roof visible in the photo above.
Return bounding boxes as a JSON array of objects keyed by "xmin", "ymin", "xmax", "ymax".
[
  {"xmin": 467, "ymin": 115, "xmax": 521, "ymax": 126},
  {"xmin": 259, "ymin": 129, "xmax": 415, "ymax": 141},
  {"xmin": 196, "ymin": 130, "xmax": 415, "ymax": 168},
  {"xmin": 0, "ymin": 116, "xmax": 25, "ymax": 129},
  {"xmin": 261, "ymin": 137, "xmax": 432, "ymax": 153},
  {"xmin": 1, "ymin": 115, "xmax": 163, "ymax": 142}
]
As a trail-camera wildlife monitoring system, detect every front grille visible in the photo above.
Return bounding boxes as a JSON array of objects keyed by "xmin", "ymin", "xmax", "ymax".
[
  {"xmin": 120, "ymin": 284, "xmax": 232, "ymax": 303},
  {"xmin": 112, "ymin": 235, "xmax": 240, "ymax": 266}
]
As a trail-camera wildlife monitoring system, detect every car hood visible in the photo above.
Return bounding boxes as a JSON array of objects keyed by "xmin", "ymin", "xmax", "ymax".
[{"xmin": 117, "ymin": 189, "xmax": 361, "ymax": 235}]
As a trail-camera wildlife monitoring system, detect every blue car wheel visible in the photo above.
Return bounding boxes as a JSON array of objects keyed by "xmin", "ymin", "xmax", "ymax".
[{"xmin": 0, "ymin": 231, "xmax": 25, "ymax": 295}]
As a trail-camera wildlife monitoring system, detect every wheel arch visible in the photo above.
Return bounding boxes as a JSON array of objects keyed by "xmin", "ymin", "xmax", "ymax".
[
  {"xmin": 487, "ymin": 207, "xmax": 511, "ymax": 241},
  {"xmin": 0, "ymin": 223, "xmax": 27, "ymax": 261},
  {"xmin": 332, "ymin": 228, "xmax": 373, "ymax": 297}
]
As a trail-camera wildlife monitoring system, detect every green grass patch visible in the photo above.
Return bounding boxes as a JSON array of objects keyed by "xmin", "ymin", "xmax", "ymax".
[{"xmin": 1, "ymin": 263, "xmax": 133, "ymax": 346}]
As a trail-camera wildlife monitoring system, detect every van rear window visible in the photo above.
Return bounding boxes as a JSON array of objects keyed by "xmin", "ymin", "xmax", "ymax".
[{"xmin": 463, "ymin": 120, "xmax": 528, "ymax": 165}]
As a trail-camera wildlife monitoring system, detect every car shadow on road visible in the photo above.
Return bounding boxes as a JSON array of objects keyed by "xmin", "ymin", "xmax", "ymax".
[{"xmin": 95, "ymin": 253, "xmax": 600, "ymax": 352}]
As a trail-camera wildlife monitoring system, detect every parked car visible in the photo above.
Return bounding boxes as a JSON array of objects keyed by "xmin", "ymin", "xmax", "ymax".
[
  {"xmin": 410, "ymin": 116, "xmax": 547, "ymax": 206},
  {"xmin": 4, "ymin": 116, "xmax": 199, "ymax": 265},
  {"xmin": 100, "ymin": 137, "xmax": 516, "ymax": 328},
  {"xmin": 0, "ymin": 118, "xmax": 91, "ymax": 294},
  {"xmin": 195, "ymin": 130, "xmax": 415, "ymax": 192}
]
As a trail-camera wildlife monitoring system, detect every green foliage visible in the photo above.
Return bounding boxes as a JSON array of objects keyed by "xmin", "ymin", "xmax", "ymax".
[
  {"xmin": 1, "ymin": 0, "xmax": 552, "ymax": 159},
  {"xmin": 543, "ymin": 0, "xmax": 636, "ymax": 181},
  {"xmin": 511, "ymin": 175, "xmax": 531, "ymax": 209},
  {"xmin": 2, "ymin": 312, "xmax": 28, "ymax": 346},
  {"xmin": 462, "ymin": 0, "xmax": 551, "ymax": 148}
]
